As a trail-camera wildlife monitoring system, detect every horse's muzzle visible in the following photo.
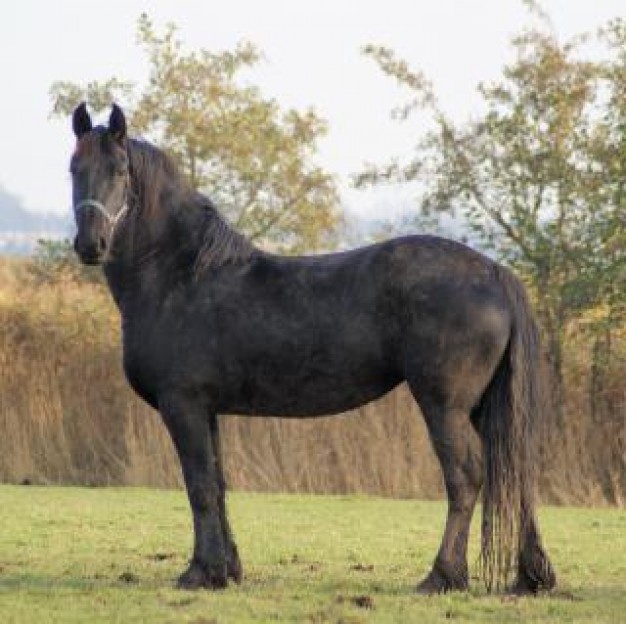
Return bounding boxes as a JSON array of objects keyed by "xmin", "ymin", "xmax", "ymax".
[{"xmin": 74, "ymin": 235, "xmax": 106, "ymax": 265}]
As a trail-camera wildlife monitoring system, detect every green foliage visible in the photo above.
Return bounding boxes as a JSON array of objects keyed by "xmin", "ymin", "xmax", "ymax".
[
  {"xmin": 0, "ymin": 487, "xmax": 624, "ymax": 623},
  {"xmin": 50, "ymin": 14, "xmax": 340, "ymax": 253}
]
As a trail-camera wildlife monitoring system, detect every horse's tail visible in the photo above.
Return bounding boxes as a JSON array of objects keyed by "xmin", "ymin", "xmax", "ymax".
[{"xmin": 476, "ymin": 264, "xmax": 543, "ymax": 590}]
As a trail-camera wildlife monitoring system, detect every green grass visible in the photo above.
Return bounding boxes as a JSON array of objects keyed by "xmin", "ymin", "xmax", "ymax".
[{"xmin": 0, "ymin": 487, "xmax": 623, "ymax": 623}]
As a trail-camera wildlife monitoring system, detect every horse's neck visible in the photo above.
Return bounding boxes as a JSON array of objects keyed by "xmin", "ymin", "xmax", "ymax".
[{"xmin": 104, "ymin": 185, "xmax": 205, "ymax": 310}]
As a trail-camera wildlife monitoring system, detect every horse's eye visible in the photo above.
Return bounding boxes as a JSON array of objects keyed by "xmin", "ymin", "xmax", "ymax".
[
  {"xmin": 109, "ymin": 163, "xmax": 127, "ymax": 177},
  {"xmin": 112, "ymin": 160, "xmax": 128, "ymax": 176}
]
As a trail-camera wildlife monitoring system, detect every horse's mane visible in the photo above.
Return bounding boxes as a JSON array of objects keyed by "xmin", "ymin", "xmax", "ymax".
[
  {"xmin": 127, "ymin": 138, "xmax": 186, "ymax": 218},
  {"xmin": 193, "ymin": 199, "xmax": 255, "ymax": 272},
  {"xmin": 126, "ymin": 138, "xmax": 254, "ymax": 271}
]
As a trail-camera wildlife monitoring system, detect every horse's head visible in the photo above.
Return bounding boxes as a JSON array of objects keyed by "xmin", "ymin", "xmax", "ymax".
[{"xmin": 70, "ymin": 103, "xmax": 129, "ymax": 264}]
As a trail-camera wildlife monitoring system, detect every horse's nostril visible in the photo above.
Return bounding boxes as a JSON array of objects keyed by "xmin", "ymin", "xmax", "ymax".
[{"xmin": 98, "ymin": 236, "xmax": 107, "ymax": 253}]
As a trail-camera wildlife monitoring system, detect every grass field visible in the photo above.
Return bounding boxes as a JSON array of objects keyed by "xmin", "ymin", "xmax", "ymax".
[{"xmin": 0, "ymin": 486, "xmax": 624, "ymax": 623}]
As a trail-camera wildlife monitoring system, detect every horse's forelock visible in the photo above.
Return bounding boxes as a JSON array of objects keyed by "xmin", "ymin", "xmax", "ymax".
[
  {"xmin": 73, "ymin": 126, "xmax": 108, "ymax": 157},
  {"xmin": 73, "ymin": 132, "xmax": 96, "ymax": 157}
]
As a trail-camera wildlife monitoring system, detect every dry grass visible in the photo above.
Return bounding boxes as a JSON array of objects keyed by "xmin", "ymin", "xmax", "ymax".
[{"xmin": 0, "ymin": 257, "xmax": 623, "ymax": 505}]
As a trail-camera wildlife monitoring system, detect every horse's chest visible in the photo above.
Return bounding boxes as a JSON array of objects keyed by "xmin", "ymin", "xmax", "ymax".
[
  {"xmin": 120, "ymin": 343, "xmax": 158, "ymax": 409},
  {"xmin": 120, "ymin": 318, "xmax": 169, "ymax": 408},
  {"xmin": 121, "ymin": 311, "xmax": 222, "ymax": 404}
]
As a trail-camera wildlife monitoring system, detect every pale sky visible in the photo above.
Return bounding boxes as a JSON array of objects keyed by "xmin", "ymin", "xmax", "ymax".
[{"xmin": 1, "ymin": 1, "xmax": 624, "ymax": 218}]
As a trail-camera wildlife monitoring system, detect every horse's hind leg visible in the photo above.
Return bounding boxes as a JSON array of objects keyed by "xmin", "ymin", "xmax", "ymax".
[
  {"xmin": 412, "ymin": 394, "xmax": 483, "ymax": 593},
  {"xmin": 511, "ymin": 510, "xmax": 556, "ymax": 594},
  {"xmin": 209, "ymin": 414, "xmax": 243, "ymax": 583}
]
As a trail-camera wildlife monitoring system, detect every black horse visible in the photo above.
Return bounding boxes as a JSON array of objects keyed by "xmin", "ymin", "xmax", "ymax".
[{"xmin": 68, "ymin": 103, "xmax": 555, "ymax": 594}]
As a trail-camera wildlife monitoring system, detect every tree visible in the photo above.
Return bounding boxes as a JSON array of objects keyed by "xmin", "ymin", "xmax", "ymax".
[
  {"xmin": 51, "ymin": 14, "xmax": 340, "ymax": 253},
  {"xmin": 357, "ymin": 17, "xmax": 625, "ymax": 427}
]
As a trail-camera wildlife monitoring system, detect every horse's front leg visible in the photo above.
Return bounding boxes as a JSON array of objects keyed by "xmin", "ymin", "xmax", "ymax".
[
  {"xmin": 159, "ymin": 393, "xmax": 227, "ymax": 590},
  {"xmin": 209, "ymin": 413, "xmax": 243, "ymax": 583}
]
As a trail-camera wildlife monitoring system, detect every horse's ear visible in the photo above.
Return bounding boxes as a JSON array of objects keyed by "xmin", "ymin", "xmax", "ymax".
[
  {"xmin": 72, "ymin": 102, "xmax": 92, "ymax": 138},
  {"xmin": 109, "ymin": 103, "xmax": 127, "ymax": 143}
]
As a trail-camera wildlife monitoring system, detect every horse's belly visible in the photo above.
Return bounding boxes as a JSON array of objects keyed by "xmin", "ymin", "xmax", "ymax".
[{"xmin": 220, "ymin": 363, "xmax": 402, "ymax": 417}]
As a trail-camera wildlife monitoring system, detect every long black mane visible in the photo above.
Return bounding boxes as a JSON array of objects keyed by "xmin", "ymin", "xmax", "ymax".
[
  {"xmin": 125, "ymin": 137, "xmax": 254, "ymax": 270},
  {"xmin": 126, "ymin": 137, "xmax": 185, "ymax": 216}
]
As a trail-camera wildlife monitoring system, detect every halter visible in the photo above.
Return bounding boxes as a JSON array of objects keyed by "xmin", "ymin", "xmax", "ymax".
[
  {"xmin": 73, "ymin": 173, "xmax": 130, "ymax": 231},
  {"xmin": 73, "ymin": 199, "xmax": 114, "ymax": 223}
]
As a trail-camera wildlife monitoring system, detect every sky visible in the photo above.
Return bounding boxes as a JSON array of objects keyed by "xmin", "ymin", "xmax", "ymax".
[{"xmin": 1, "ymin": 1, "xmax": 624, "ymax": 219}]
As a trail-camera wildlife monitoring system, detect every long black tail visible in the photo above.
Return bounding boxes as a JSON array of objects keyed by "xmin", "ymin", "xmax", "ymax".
[{"xmin": 476, "ymin": 264, "xmax": 542, "ymax": 590}]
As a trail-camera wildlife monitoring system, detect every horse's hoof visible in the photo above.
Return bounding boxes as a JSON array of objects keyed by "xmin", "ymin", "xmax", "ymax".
[
  {"xmin": 227, "ymin": 555, "xmax": 243, "ymax": 584},
  {"xmin": 415, "ymin": 567, "xmax": 468, "ymax": 595},
  {"xmin": 510, "ymin": 571, "xmax": 556, "ymax": 596},
  {"xmin": 510, "ymin": 555, "xmax": 557, "ymax": 595},
  {"xmin": 177, "ymin": 562, "xmax": 228, "ymax": 590},
  {"xmin": 509, "ymin": 579, "xmax": 536, "ymax": 596}
]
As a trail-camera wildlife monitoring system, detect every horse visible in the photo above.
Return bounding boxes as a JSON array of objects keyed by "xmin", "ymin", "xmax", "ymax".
[{"xmin": 68, "ymin": 102, "xmax": 556, "ymax": 594}]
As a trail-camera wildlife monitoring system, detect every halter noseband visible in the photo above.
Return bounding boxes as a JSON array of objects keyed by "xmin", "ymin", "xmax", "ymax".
[
  {"xmin": 73, "ymin": 172, "xmax": 130, "ymax": 229},
  {"xmin": 73, "ymin": 199, "xmax": 113, "ymax": 223}
]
